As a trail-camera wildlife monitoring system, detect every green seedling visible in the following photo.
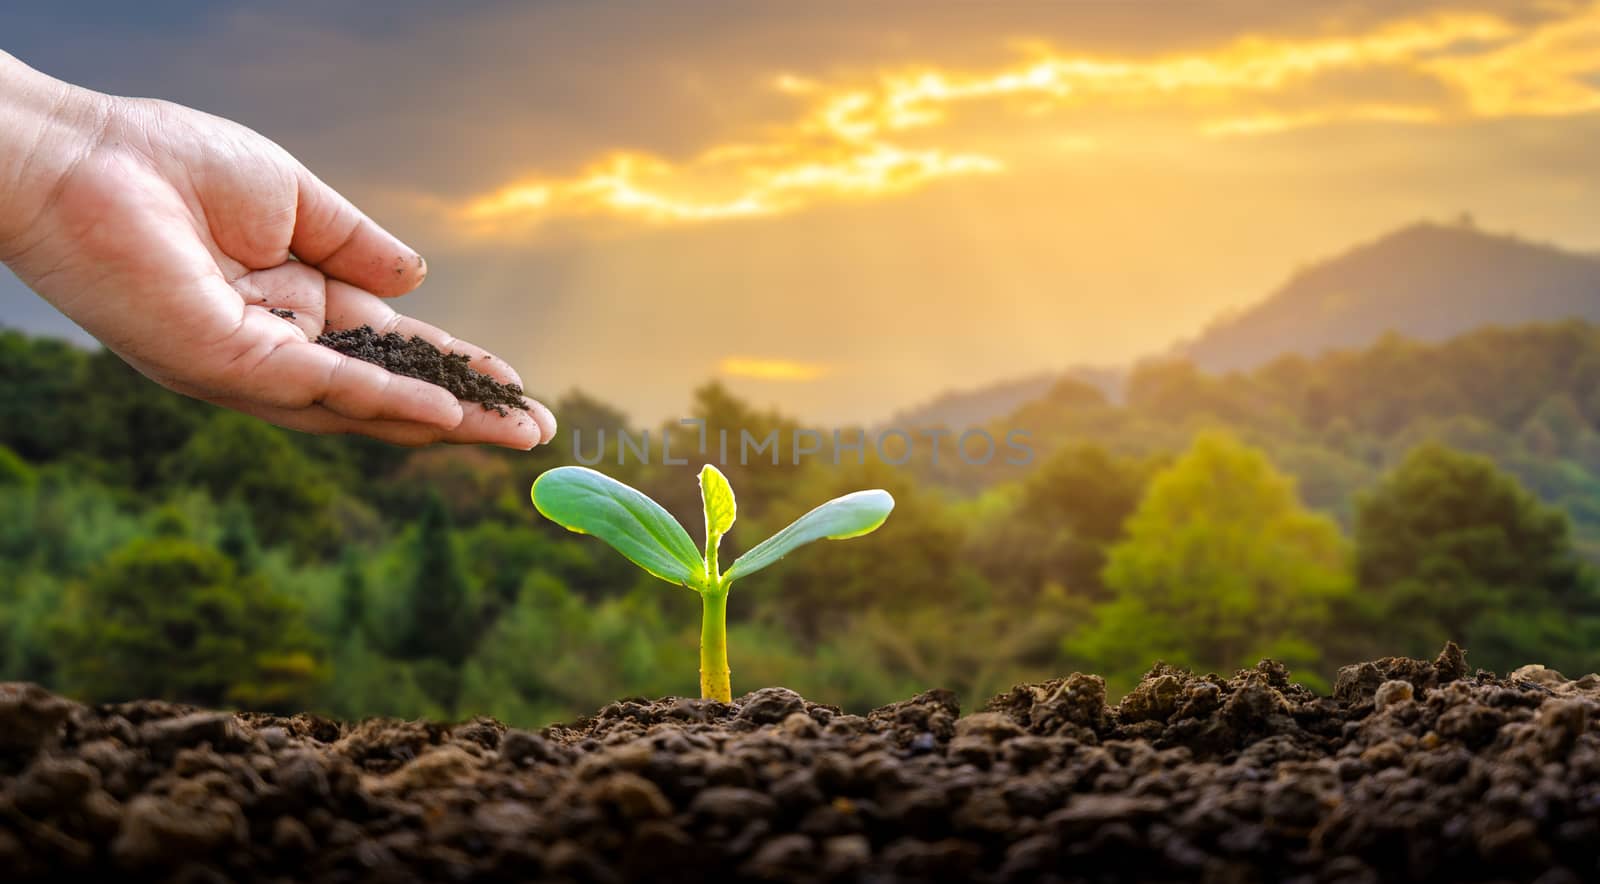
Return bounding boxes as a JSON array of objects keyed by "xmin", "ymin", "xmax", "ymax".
[{"xmin": 531, "ymin": 465, "xmax": 893, "ymax": 702}]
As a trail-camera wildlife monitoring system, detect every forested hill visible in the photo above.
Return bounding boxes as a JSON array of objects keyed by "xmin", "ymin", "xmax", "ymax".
[
  {"xmin": 883, "ymin": 365, "xmax": 1123, "ymax": 431},
  {"xmin": 1179, "ymin": 221, "xmax": 1600, "ymax": 372},
  {"xmin": 880, "ymin": 220, "xmax": 1600, "ymax": 430},
  {"xmin": 978, "ymin": 320, "xmax": 1600, "ymax": 558}
]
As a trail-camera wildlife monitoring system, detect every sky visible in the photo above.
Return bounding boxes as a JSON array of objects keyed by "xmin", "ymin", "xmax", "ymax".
[{"xmin": 4, "ymin": 0, "xmax": 1600, "ymax": 424}]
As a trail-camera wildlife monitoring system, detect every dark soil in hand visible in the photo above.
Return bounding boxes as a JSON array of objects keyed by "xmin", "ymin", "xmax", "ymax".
[
  {"xmin": 4, "ymin": 644, "xmax": 1599, "ymax": 882},
  {"xmin": 315, "ymin": 326, "xmax": 526, "ymax": 416}
]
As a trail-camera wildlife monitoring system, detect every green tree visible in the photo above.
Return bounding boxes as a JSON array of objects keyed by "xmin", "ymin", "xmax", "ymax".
[
  {"xmin": 968, "ymin": 444, "xmax": 1153, "ymax": 601},
  {"xmin": 0, "ymin": 331, "xmax": 86, "ymax": 463},
  {"xmin": 1355, "ymin": 443, "xmax": 1600, "ymax": 672},
  {"xmin": 163, "ymin": 412, "xmax": 340, "ymax": 558},
  {"xmin": 5, "ymin": 471, "xmax": 141, "ymax": 576},
  {"xmin": 53, "ymin": 538, "xmax": 324, "ymax": 709},
  {"xmin": 748, "ymin": 463, "xmax": 969, "ymax": 643},
  {"xmin": 75, "ymin": 349, "xmax": 211, "ymax": 489},
  {"xmin": 1022, "ymin": 444, "xmax": 1150, "ymax": 546},
  {"xmin": 314, "ymin": 633, "xmax": 449, "ymax": 722},
  {"xmin": 0, "ymin": 573, "xmax": 64, "ymax": 684},
  {"xmin": 458, "ymin": 572, "xmax": 696, "ymax": 725},
  {"xmin": 391, "ymin": 447, "xmax": 513, "ymax": 526},
  {"xmin": 1517, "ymin": 393, "xmax": 1591, "ymax": 460},
  {"xmin": 458, "ymin": 520, "xmax": 606, "ymax": 610},
  {"xmin": 335, "ymin": 549, "xmax": 368, "ymax": 638},
  {"xmin": 147, "ymin": 504, "xmax": 193, "ymax": 538},
  {"xmin": 218, "ymin": 498, "xmax": 262, "ymax": 574},
  {"xmin": 392, "ymin": 493, "xmax": 479, "ymax": 666},
  {"xmin": 0, "ymin": 444, "xmax": 34, "ymax": 488},
  {"xmin": 1069, "ymin": 432, "xmax": 1352, "ymax": 691}
]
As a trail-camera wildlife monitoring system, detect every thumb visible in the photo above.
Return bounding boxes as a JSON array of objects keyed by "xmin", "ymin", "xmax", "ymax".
[{"xmin": 291, "ymin": 167, "xmax": 427, "ymax": 298}]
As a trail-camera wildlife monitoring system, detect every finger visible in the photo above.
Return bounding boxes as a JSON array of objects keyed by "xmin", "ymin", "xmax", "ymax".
[
  {"xmin": 240, "ymin": 335, "xmax": 464, "ymax": 428},
  {"xmin": 291, "ymin": 167, "xmax": 425, "ymax": 298},
  {"xmin": 522, "ymin": 395, "xmax": 558, "ymax": 445},
  {"xmin": 214, "ymin": 399, "xmax": 450, "ymax": 447},
  {"xmin": 322, "ymin": 280, "xmax": 525, "ymax": 387},
  {"xmin": 233, "ymin": 262, "xmax": 327, "ymax": 338},
  {"xmin": 451, "ymin": 397, "xmax": 547, "ymax": 449},
  {"xmin": 215, "ymin": 398, "xmax": 545, "ymax": 450}
]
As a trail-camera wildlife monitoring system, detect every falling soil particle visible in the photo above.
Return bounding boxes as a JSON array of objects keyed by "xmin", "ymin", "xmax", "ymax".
[
  {"xmin": 4, "ymin": 644, "xmax": 1600, "ymax": 882},
  {"xmin": 315, "ymin": 325, "xmax": 526, "ymax": 416}
]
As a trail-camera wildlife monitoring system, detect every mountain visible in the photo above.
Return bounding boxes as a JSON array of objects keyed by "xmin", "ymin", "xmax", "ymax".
[
  {"xmin": 1178, "ymin": 220, "xmax": 1600, "ymax": 373},
  {"xmin": 883, "ymin": 219, "xmax": 1600, "ymax": 430},
  {"xmin": 883, "ymin": 365, "xmax": 1123, "ymax": 431}
]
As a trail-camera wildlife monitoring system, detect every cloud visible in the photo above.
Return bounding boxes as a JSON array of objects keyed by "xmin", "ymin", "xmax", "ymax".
[
  {"xmin": 718, "ymin": 357, "xmax": 832, "ymax": 382},
  {"xmin": 447, "ymin": 2, "xmax": 1600, "ymax": 241},
  {"xmin": 460, "ymin": 147, "xmax": 998, "ymax": 231}
]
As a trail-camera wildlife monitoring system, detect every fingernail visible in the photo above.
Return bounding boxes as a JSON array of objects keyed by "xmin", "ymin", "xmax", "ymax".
[
  {"xmin": 522, "ymin": 398, "xmax": 557, "ymax": 445},
  {"xmin": 514, "ymin": 419, "xmax": 540, "ymax": 451}
]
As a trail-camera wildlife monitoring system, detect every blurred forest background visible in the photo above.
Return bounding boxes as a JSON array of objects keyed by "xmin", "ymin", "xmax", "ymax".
[{"xmin": 7, "ymin": 222, "xmax": 1600, "ymax": 725}]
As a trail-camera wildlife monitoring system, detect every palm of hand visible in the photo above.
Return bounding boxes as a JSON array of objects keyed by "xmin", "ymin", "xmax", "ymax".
[{"xmin": 6, "ymin": 97, "xmax": 553, "ymax": 448}]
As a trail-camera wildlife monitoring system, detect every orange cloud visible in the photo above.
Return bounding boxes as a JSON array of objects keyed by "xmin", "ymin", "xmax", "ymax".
[
  {"xmin": 718, "ymin": 357, "xmax": 832, "ymax": 382},
  {"xmin": 454, "ymin": 3, "xmax": 1600, "ymax": 239}
]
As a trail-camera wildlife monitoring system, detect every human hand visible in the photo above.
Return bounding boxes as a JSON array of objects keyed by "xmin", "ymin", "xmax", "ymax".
[{"xmin": 0, "ymin": 52, "xmax": 555, "ymax": 449}]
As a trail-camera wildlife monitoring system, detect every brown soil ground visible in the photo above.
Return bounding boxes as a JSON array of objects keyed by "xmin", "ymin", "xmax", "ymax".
[
  {"xmin": 315, "ymin": 326, "xmax": 527, "ymax": 416},
  {"xmin": 3, "ymin": 644, "xmax": 1598, "ymax": 883}
]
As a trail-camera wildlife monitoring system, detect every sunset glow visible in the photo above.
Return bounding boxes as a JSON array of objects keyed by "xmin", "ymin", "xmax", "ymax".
[
  {"xmin": 718, "ymin": 357, "xmax": 832, "ymax": 382},
  {"xmin": 455, "ymin": 3, "xmax": 1600, "ymax": 239}
]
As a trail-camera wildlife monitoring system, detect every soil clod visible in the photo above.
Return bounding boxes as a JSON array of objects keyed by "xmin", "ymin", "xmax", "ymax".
[{"xmin": 315, "ymin": 325, "xmax": 526, "ymax": 415}]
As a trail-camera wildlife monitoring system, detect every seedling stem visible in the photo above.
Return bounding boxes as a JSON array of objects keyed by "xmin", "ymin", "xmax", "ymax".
[{"xmin": 531, "ymin": 464, "xmax": 892, "ymax": 702}]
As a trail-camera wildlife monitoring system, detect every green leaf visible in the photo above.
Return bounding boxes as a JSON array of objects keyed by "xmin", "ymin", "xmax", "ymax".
[
  {"xmin": 531, "ymin": 466, "xmax": 705, "ymax": 589},
  {"xmin": 724, "ymin": 489, "xmax": 894, "ymax": 583},
  {"xmin": 699, "ymin": 464, "xmax": 737, "ymax": 551}
]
